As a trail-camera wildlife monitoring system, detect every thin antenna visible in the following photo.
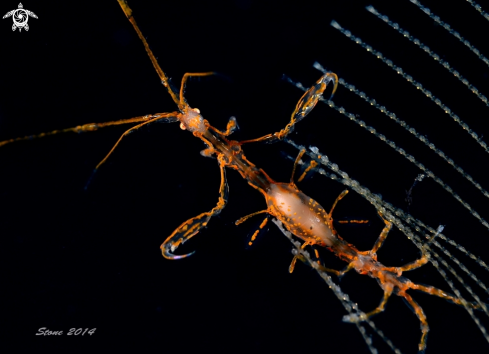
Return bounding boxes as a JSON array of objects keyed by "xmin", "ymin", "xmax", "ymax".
[{"xmin": 117, "ymin": 0, "xmax": 182, "ymax": 108}]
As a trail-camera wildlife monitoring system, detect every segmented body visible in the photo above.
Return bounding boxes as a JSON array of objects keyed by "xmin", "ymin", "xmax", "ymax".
[{"xmin": 2, "ymin": 1, "xmax": 488, "ymax": 353}]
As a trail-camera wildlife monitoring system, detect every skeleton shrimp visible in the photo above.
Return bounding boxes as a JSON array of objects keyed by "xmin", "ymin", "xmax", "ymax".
[
  {"xmin": 2, "ymin": 1, "xmax": 488, "ymax": 353},
  {"xmin": 118, "ymin": 2, "xmax": 482, "ymax": 352}
]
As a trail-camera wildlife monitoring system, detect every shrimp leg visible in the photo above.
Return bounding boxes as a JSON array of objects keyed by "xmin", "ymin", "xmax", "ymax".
[
  {"xmin": 408, "ymin": 281, "xmax": 481, "ymax": 309},
  {"xmin": 393, "ymin": 256, "xmax": 429, "ymax": 274},
  {"xmin": 239, "ymin": 72, "xmax": 338, "ymax": 145},
  {"xmin": 343, "ymin": 284, "xmax": 394, "ymax": 322},
  {"xmin": 247, "ymin": 217, "xmax": 269, "ymax": 247},
  {"xmin": 374, "ymin": 212, "xmax": 431, "ymax": 275},
  {"xmin": 161, "ymin": 154, "xmax": 229, "ymax": 259},
  {"xmin": 297, "ymin": 159, "xmax": 318, "ymax": 183},
  {"xmin": 289, "ymin": 242, "xmax": 343, "ymax": 275},
  {"xmin": 365, "ymin": 285, "xmax": 394, "ymax": 318},
  {"xmin": 209, "ymin": 116, "xmax": 239, "ymax": 137},
  {"xmin": 289, "ymin": 241, "xmax": 310, "ymax": 273},
  {"xmin": 371, "ymin": 212, "xmax": 393, "ymax": 254},
  {"xmin": 369, "ymin": 214, "xmax": 427, "ymax": 277},
  {"xmin": 290, "ymin": 148, "xmax": 306, "ymax": 184},
  {"xmin": 235, "ymin": 210, "xmax": 269, "ymax": 225},
  {"xmin": 400, "ymin": 292, "xmax": 429, "ymax": 353},
  {"xmin": 328, "ymin": 189, "xmax": 349, "ymax": 218}
]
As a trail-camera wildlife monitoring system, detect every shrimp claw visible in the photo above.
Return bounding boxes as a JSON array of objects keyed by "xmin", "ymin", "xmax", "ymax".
[
  {"xmin": 239, "ymin": 71, "xmax": 338, "ymax": 145},
  {"xmin": 161, "ymin": 155, "xmax": 229, "ymax": 259}
]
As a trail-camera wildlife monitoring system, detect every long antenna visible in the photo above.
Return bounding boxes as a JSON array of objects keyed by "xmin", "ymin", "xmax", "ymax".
[{"xmin": 117, "ymin": 0, "xmax": 181, "ymax": 108}]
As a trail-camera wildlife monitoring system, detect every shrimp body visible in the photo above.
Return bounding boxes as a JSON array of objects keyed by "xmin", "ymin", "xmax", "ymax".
[
  {"xmin": 139, "ymin": 35, "xmax": 451, "ymax": 350},
  {"xmin": 262, "ymin": 182, "xmax": 395, "ymax": 282},
  {"xmin": 265, "ymin": 183, "xmax": 336, "ymax": 247},
  {"xmin": 200, "ymin": 129, "xmax": 402, "ymax": 294},
  {"xmin": 2, "ymin": 2, "xmax": 475, "ymax": 351},
  {"xmin": 202, "ymin": 126, "xmax": 345, "ymax": 249}
]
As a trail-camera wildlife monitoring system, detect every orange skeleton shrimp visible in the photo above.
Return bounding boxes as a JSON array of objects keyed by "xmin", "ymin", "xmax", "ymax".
[
  {"xmin": 0, "ymin": 1, "xmax": 482, "ymax": 353},
  {"xmin": 109, "ymin": 2, "xmax": 477, "ymax": 353}
]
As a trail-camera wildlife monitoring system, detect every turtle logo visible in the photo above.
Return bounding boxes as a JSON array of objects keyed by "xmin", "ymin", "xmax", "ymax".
[{"xmin": 3, "ymin": 3, "xmax": 38, "ymax": 32}]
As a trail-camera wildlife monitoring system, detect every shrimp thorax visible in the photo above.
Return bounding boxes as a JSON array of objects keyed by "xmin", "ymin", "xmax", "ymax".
[{"xmin": 265, "ymin": 183, "xmax": 337, "ymax": 247}]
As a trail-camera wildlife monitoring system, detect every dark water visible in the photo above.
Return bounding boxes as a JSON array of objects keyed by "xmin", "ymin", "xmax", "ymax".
[{"xmin": 1, "ymin": 1, "xmax": 488, "ymax": 353}]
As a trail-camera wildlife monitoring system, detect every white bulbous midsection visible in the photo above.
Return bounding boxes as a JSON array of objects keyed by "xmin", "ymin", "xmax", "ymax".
[{"xmin": 266, "ymin": 183, "xmax": 336, "ymax": 246}]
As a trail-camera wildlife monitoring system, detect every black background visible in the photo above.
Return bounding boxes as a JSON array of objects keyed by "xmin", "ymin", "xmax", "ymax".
[{"xmin": 2, "ymin": 0, "xmax": 489, "ymax": 353}]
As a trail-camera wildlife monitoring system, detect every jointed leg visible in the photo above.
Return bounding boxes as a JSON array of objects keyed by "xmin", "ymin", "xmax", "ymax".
[
  {"xmin": 328, "ymin": 190, "xmax": 349, "ymax": 217},
  {"xmin": 313, "ymin": 247, "xmax": 349, "ymax": 276},
  {"xmin": 313, "ymin": 248, "xmax": 321, "ymax": 265},
  {"xmin": 373, "ymin": 213, "xmax": 430, "ymax": 277},
  {"xmin": 289, "ymin": 241, "xmax": 310, "ymax": 273},
  {"xmin": 391, "ymin": 256, "xmax": 429, "ymax": 275},
  {"xmin": 289, "ymin": 243, "xmax": 342, "ymax": 275},
  {"xmin": 343, "ymin": 285, "xmax": 393, "ymax": 323},
  {"xmin": 297, "ymin": 160, "xmax": 318, "ymax": 183},
  {"xmin": 371, "ymin": 212, "xmax": 393, "ymax": 254},
  {"xmin": 235, "ymin": 210, "xmax": 268, "ymax": 225},
  {"xmin": 290, "ymin": 149, "xmax": 306, "ymax": 184},
  {"xmin": 235, "ymin": 210, "xmax": 270, "ymax": 248},
  {"xmin": 408, "ymin": 281, "xmax": 480, "ymax": 309},
  {"xmin": 161, "ymin": 154, "xmax": 229, "ymax": 259},
  {"xmin": 247, "ymin": 217, "xmax": 269, "ymax": 247},
  {"xmin": 384, "ymin": 232, "xmax": 431, "ymax": 276},
  {"xmin": 400, "ymin": 292, "xmax": 429, "ymax": 353},
  {"xmin": 289, "ymin": 148, "xmax": 320, "ymax": 184},
  {"xmin": 365, "ymin": 286, "xmax": 393, "ymax": 318},
  {"xmin": 337, "ymin": 219, "xmax": 369, "ymax": 224},
  {"xmin": 338, "ymin": 262, "xmax": 355, "ymax": 278},
  {"xmin": 239, "ymin": 72, "xmax": 338, "ymax": 145},
  {"xmin": 209, "ymin": 116, "xmax": 239, "ymax": 137}
]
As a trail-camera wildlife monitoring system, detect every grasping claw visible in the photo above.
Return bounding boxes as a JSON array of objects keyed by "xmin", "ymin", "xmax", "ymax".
[
  {"xmin": 161, "ymin": 213, "xmax": 213, "ymax": 260},
  {"xmin": 161, "ymin": 155, "xmax": 229, "ymax": 259},
  {"xmin": 162, "ymin": 242, "xmax": 195, "ymax": 260}
]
